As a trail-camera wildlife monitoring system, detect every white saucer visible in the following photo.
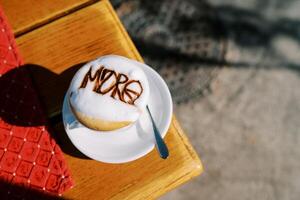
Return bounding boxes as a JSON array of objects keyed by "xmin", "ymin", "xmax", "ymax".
[{"xmin": 62, "ymin": 62, "xmax": 173, "ymax": 163}]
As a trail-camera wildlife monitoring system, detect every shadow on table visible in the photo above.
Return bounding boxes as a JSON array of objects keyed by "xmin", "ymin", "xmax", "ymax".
[
  {"xmin": 0, "ymin": 63, "xmax": 89, "ymax": 160},
  {"xmin": 0, "ymin": 179, "xmax": 65, "ymax": 199}
]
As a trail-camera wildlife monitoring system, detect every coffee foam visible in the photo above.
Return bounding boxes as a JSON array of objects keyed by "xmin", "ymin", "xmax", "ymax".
[{"xmin": 69, "ymin": 55, "xmax": 149, "ymax": 122}]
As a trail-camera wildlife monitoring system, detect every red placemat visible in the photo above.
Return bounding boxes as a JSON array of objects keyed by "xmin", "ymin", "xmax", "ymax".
[{"xmin": 0, "ymin": 6, "xmax": 73, "ymax": 198}]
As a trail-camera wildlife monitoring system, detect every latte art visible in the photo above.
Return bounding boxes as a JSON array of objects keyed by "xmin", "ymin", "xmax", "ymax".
[
  {"xmin": 79, "ymin": 66, "xmax": 143, "ymax": 105},
  {"xmin": 68, "ymin": 55, "xmax": 149, "ymax": 131}
]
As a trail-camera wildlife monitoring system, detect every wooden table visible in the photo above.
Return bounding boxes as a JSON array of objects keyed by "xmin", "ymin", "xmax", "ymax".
[{"xmin": 1, "ymin": 0, "xmax": 203, "ymax": 199}]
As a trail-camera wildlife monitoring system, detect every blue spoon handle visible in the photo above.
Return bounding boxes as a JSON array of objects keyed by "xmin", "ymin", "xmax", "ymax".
[{"xmin": 146, "ymin": 106, "xmax": 169, "ymax": 159}]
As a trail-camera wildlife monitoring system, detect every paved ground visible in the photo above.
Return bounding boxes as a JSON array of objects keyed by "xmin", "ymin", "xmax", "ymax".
[{"xmin": 161, "ymin": 0, "xmax": 300, "ymax": 199}]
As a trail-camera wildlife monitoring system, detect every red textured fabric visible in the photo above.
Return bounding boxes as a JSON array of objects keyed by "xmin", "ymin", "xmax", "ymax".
[{"xmin": 0, "ymin": 6, "xmax": 74, "ymax": 197}]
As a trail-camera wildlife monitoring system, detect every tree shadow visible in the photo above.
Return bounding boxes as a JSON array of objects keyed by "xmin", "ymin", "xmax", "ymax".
[
  {"xmin": 212, "ymin": 4, "xmax": 300, "ymax": 72},
  {"xmin": 213, "ymin": 5, "xmax": 300, "ymax": 48},
  {"xmin": 123, "ymin": 0, "xmax": 300, "ymax": 74}
]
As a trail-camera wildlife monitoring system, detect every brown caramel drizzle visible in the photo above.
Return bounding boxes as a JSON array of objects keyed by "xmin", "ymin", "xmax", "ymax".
[{"xmin": 79, "ymin": 65, "xmax": 143, "ymax": 105}]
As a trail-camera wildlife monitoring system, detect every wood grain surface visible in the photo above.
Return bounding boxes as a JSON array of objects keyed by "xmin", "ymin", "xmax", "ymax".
[
  {"xmin": 3, "ymin": 0, "xmax": 203, "ymax": 199},
  {"xmin": 0, "ymin": 0, "xmax": 97, "ymax": 36}
]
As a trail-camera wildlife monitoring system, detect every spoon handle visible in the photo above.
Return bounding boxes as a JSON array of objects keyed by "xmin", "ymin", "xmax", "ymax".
[{"xmin": 146, "ymin": 106, "xmax": 169, "ymax": 159}]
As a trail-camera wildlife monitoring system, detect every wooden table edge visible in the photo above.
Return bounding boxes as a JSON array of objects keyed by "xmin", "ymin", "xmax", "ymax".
[
  {"xmin": 148, "ymin": 117, "xmax": 203, "ymax": 198},
  {"xmin": 172, "ymin": 116, "xmax": 204, "ymax": 174},
  {"xmin": 104, "ymin": 0, "xmax": 143, "ymax": 62},
  {"xmin": 13, "ymin": 0, "xmax": 98, "ymax": 36}
]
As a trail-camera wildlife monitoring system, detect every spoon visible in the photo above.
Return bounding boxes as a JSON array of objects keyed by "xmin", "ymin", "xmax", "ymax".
[{"xmin": 146, "ymin": 105, "xmax": 169, "ymax": 159}]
